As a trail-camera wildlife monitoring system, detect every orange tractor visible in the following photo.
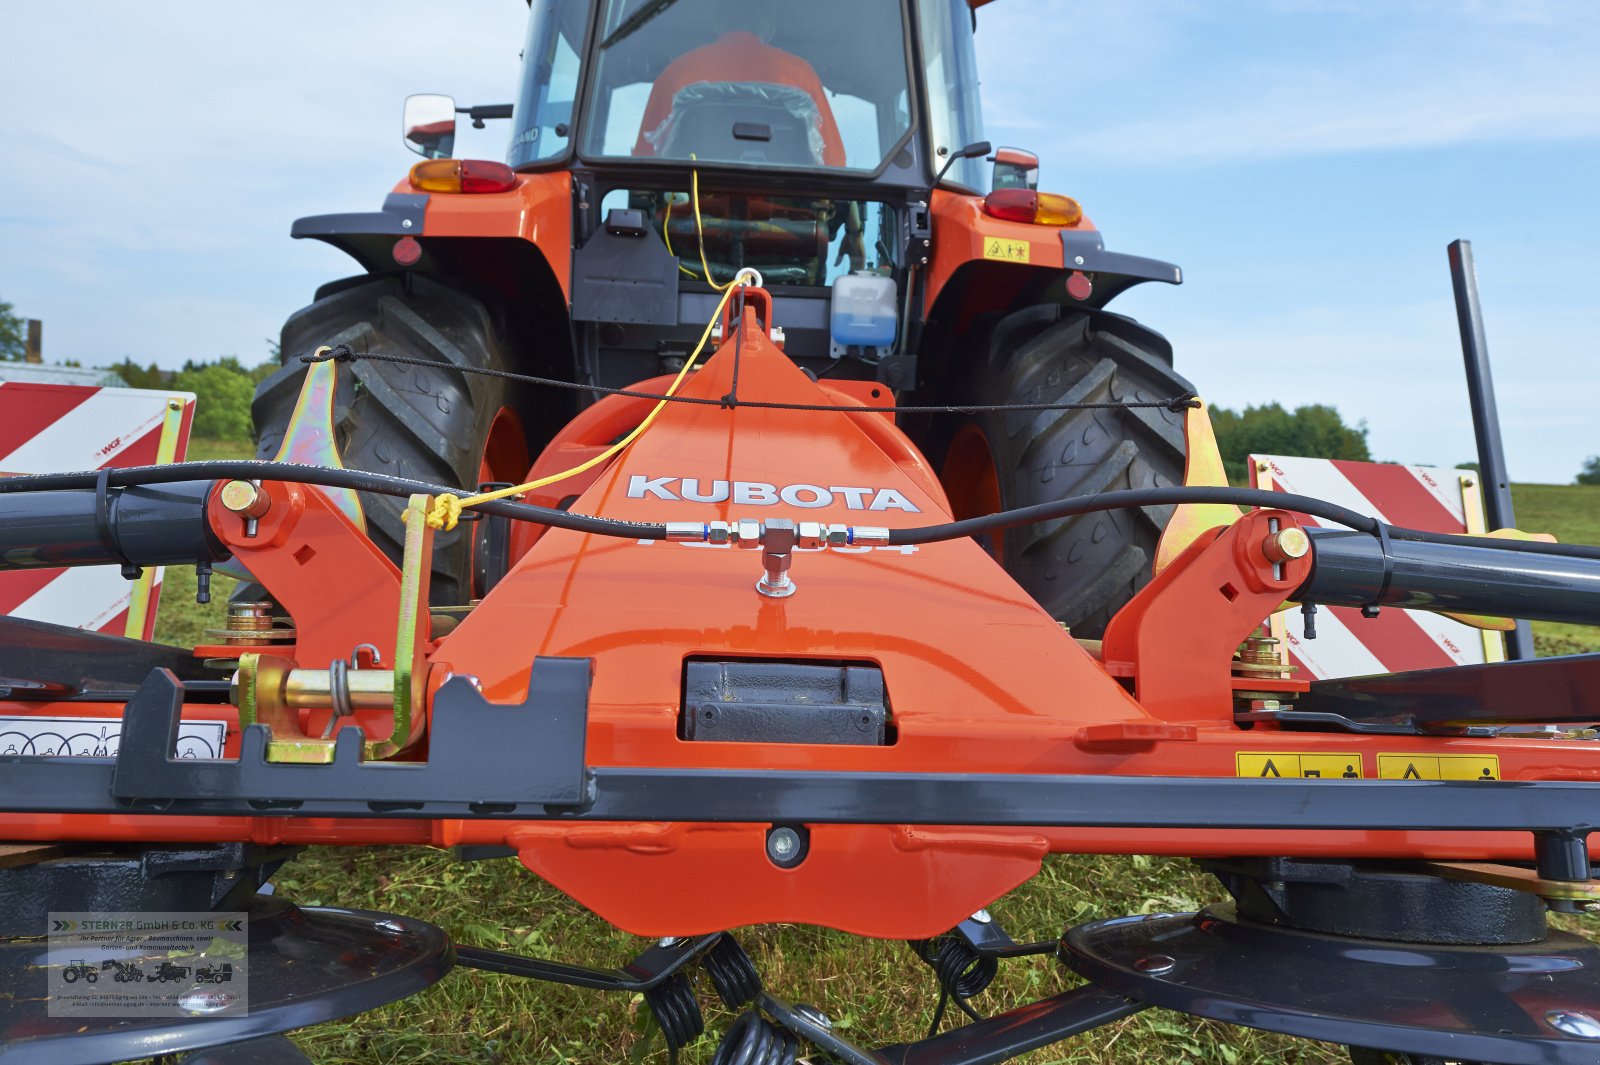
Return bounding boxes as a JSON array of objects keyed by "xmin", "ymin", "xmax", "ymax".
[{"xmin": 4, "ymin": 1, "xmax": 1600, "ymax": 1063}]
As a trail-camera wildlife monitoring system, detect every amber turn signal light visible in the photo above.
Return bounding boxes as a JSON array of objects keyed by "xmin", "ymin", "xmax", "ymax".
[
  {"xmin": 982, "ymin": 189, "xmax": 1083, "ymax": 227},
  {"xmin": 408, "ymin": 158, "xmax": 518, "ymax": 194}
]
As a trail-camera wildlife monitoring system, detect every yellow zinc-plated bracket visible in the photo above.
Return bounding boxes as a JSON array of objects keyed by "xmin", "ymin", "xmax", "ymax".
[
  {"xmin": 122, "ymin": 396, "xmax": 191, "ymax": 640},
  {"xmin": 272, "ymin": 351, "xmax": 367, "ymax": 531},
  {"xmin": 233, "ymin": 652, "xmax": 338, "ymax": 765},
  {"xmin": 1442, "ymin": 472, "xmax": 1558, "ymax": 638},
  {"xmin": 366, "ymin": 493, "xmax": 435, "ymax": 760},
  {"xmin": 1153, "ymin": 397, "xmax": 1242, "ymax": 576}
]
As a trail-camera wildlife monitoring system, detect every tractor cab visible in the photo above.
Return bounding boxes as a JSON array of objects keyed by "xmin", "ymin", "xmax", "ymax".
[
  {"xmin": 506, "ymin": 0, "xmax": 986, "ymax": 189},
  {"xmin": 400, "ymin": 0, "xmax": 996, "ymax": 390}
]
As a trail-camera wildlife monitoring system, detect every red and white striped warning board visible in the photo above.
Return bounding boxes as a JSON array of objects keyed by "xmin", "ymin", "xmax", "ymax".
[
  {"xmin": 0, "ymin": 382, "xmax": 195, "ymax": 640},
  {"xmin": 1250, "ymin": 455, "xmax": 1504, "ymax": 679}
]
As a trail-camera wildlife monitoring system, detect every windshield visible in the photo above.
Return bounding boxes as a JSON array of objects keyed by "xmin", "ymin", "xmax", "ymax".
[
  {"xmin": 917, "ymin": 0, "xmax": 985, "ymax": 190},
  {"xmin": 510, "ymin": 0, "xmax": 589, "ymax": 167},
  {"xmin": 580, "ymin": 0, "xmax": 914, "ymax": 172}
]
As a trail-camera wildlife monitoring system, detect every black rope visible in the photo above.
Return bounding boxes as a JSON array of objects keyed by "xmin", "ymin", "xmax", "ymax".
[
  {"xmin": 300, "ymin": 344, "xmax": 1199, "ymax": 417},
  {"xmin": 720, "ymin": 286, "xmax": 744, "ymax": 409}
]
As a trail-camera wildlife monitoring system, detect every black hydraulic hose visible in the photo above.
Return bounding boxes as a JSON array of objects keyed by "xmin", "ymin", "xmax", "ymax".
[
  {"xmin": 885, "ymin": 485, "xmax": 1600, "ymax": 562},
  {"xmin": 887, "ymin": 487, "xmax": 1374, "ymax": 545},
  {"xmin": 0, "ymin": 461, "xmax": 670, "ymax": 541},
  {"xmin": 5, "ymin": 462, "xmax": 1599, "ymax": 565}
]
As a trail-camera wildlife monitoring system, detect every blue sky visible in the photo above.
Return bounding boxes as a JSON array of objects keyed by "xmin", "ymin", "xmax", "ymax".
[{"xmin": 2, "ymin": 1, "xmax": 1596, "ymax": 481}]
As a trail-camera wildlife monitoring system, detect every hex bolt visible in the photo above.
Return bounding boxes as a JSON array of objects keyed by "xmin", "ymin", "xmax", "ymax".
[
  {"xmin": 970, "ymin": 908, "xmax": 993, "ymax": 924},
  {"xmin": 658, "ymin": 936, "xmax": 683, "ymax": 948},
  {"xmin": 1133, "ymin": 954, "xmax": 1175, "ymax": 975},
  {"xmin": 765, "ymin": 825, "xmax": 807, "ymax": 868}
]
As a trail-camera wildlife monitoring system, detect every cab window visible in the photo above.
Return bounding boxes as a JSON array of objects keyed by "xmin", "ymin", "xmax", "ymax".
[{"xmin": 581, "ymin": 0, "xmax": 914, "ymax": 173}]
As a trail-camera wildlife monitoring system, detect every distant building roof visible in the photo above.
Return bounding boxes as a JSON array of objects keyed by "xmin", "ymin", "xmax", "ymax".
[{"xmin": 0, "ymin": 363, "xmax": 126, "ymax": 387}]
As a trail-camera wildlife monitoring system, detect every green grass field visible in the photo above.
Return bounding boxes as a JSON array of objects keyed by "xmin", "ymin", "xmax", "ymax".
[{"xmin": 150, "ymin": 445, "xmax": 1600, "ymax": 1063}]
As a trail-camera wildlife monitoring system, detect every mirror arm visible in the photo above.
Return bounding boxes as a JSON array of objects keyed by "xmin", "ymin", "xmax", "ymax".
[
  {"xmin": 457, "ymin": 103, "xmax": 515, "ymax": 129},
  {"xmin": 933, "ymin": 140, "xmax": 993, "ymax": 189}
]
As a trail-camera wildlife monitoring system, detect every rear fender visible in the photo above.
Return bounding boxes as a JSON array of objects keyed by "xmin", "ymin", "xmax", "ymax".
[
  {"xmin": 292, "ymin": 171, "xmax": 574, "ymax": 298},
  {"xmin": 924, "ymin": 188, "xmax": 1180, "ymax": 316}
]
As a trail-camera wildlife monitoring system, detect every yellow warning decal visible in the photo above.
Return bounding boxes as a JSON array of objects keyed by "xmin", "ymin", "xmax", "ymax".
[
  {"xmin": 1378, "ymin": 754, "xmax": 1500, "ymax": 781},
  {"xmin": 1236, "ymin": 753, "xmax": 1364, "ymax": 779},
  {"xmin": 982, "ymin": 238, "xmax": 1031, "ymax": 264}
]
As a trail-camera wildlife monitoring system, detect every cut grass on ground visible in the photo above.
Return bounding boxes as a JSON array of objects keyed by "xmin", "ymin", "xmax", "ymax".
[{"xmin": 148, "ymin": 466, "xmax": 1600, "ymax": 1062}]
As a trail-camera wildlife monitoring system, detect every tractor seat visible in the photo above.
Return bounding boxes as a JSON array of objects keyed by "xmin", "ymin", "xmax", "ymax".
[{"xmin": 645, "ymin": 82, "xmax": 826, "ymax": 166}]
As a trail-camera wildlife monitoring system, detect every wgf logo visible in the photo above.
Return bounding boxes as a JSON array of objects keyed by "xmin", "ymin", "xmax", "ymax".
[
  {"xmin": 97, "ymin": 436, "xmax": 122, "ymax": 458},
  {"xmin": 627, "ymin": 475, "xmax": 920, "ymax": 513}
]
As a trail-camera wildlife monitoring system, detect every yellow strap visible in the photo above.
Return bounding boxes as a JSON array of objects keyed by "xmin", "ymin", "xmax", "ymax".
[{"xmin": 425, "ymin": 279, "xmax": 744, "ymax": 531}]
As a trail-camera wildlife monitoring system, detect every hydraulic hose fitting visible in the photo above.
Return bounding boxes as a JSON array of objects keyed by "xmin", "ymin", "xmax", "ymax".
[
  {"xmin": 664, "ymin": 519, "xmax": 893, "ymax": 598},
  {"xmin": 756, "ymin": 519, "xmax": 797, "ymax": 599}
]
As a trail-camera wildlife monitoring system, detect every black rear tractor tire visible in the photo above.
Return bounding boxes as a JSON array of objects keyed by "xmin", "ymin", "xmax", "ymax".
[
  {"xmin": 941, "ymin": 306, "xmax": 1192, "ymax": 639},
  {"xmin": 252, "ymin": 274, "xmax": 532, "ymax": 606}
]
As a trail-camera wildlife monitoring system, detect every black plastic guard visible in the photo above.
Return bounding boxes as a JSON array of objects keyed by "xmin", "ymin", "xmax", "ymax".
[
  {"xmin": 291, "ymin": 192, "xmax": 428, "ymax": 240},
  {"xmin": 290, "ymin": 192, "xmax": 428, "ymax": 270},
  {"xmin": 1060, "ymin": 229, "xmax": 1181, "ymax": 305}
]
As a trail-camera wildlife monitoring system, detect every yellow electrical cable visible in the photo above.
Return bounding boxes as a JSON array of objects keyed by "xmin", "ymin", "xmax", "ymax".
[
  {"xmin": 424, "ymin": 277, "xmax": 746, "ymax": 532},
  {"xmin": 663, "ymin": 198, "xmax": 700, "ymax": 281},
  {"xmin": 690, "ymin": 166, "xmax": 732, "ymax": 292}
]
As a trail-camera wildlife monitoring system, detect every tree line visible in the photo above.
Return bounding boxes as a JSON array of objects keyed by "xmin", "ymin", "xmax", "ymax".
[{"xmin": 106, "ymin": 356, "xmax": 277, "ymax": 441}]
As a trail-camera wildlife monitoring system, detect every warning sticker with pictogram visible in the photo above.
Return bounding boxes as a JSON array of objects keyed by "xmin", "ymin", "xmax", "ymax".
[
  {"xmin": 981, "ymin": 238, "xmax": 1031, "ymax": 264},
  {"xmin": 1377, "ymin": 754, "xmax": 1500, "ymax": 781},
  {"xmin": 1236, "ymin": 753, "xmax": 1364, "ymax": 779}
]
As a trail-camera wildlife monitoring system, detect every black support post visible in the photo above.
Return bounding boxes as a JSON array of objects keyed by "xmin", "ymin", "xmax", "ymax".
[{"xmin": 1448, "ymin": 239, "xmax": 1535, "ymax": 660}]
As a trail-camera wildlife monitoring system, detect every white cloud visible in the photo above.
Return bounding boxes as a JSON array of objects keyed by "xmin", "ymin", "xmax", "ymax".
[
  {"xmin": 0, "ymin": 1, "xmax": 526, "ymax": 367},
  {"xmin": 977, "ymin": 0, "xmax": 1600, "ymax": 166}
]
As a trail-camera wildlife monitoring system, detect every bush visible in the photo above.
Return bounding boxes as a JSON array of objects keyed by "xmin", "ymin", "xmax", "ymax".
[
  {"xmin": 1579, "ymin": 457, "xmax": 1600, "ymax": 486},
  {"xmin": 171, "ymin": 362, "xmax": 255, "ymax": 442},
  {"xmin": 1210, "ymin": 402, "xmax": 1370, "ymax": 482}
]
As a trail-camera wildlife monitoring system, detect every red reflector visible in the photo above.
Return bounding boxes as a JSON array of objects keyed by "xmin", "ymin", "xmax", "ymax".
[
  {"xmin": 1066, "ymin": 270, "xmax": 1093, "ymax": 301},
  {"xmin": 393, "ymin": 236, "xmax": 422, "ymax": 266},
  {"xmin": 982, "ymin": 189, "xmax": 1038, "ymax": 223},
  {"xmin": 459, "ymin": 160, "xmax": 517, "ymax": 194}
]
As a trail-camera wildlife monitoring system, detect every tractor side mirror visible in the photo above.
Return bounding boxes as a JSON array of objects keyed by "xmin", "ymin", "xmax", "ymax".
[
  {"xmin": 991, "ymin": 147, "xmax": 1040, "ymax": 192},
  {"xmin": 403, "ymin": 94, "xmax": 458, "ymax": 159}
]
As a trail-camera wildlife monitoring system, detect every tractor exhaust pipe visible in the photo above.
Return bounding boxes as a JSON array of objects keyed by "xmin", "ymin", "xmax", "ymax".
[{"xmin": 1299, "ymin": 527, "xmax": 1600, "ymax": 627}]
